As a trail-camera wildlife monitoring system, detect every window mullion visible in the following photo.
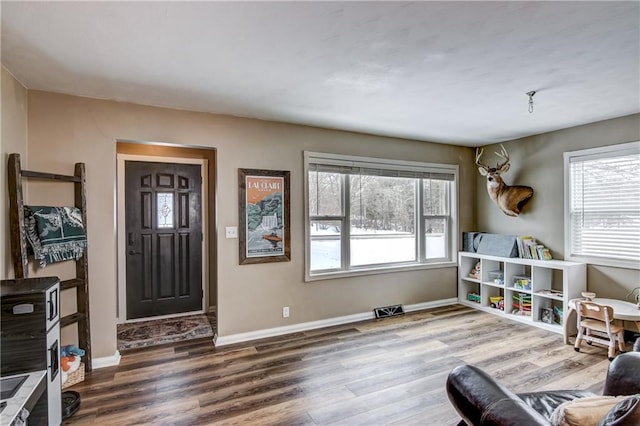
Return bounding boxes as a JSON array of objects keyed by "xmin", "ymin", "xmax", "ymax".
[
  {"xmin": 342, "ymin": 174, "xmax": 350, "ymax": 270},
  {"xmin": 311, "ymin": 215, "xmax": 342, "ymax": 221},
  {"xmin": 417, "ymin": 179, "xmax": 425, "ymax": 262},
  {"xmin": 445, "ymin": 215, "xmax": 451, "ymax": 260}
]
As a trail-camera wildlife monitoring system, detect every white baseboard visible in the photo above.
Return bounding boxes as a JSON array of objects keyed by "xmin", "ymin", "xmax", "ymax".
[
  {"xmin": 404, "ymin": 298, "xmax": 457, "ymax": 313},
  {"xmin": 215, "ymin": 298, "xmax": 457, "ymax": 347},
  {"xmin": 92, "ymin": 350, "xmax": 121, "ymax": 369}
]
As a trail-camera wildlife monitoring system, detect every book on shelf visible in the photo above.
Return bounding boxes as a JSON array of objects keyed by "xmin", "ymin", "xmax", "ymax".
[
  {"xmin": 515, "ymin": 236, "xmax": 553, "ymax": 260},
  {"xmin": 516, "ymin": 236, "xmax": 536, "ymax": 259},
  {"xmin": 538, "ymin": 246, "xmax": 553, "ymax": 260},
  {"xmin": 516, "ymin": 236, "xmax": 535, "ymax": 259}
]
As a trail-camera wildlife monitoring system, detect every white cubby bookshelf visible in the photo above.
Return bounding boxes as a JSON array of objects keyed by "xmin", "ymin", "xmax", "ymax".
[{"xmin": 458, "ymin": 251, "xmax": 586, "ymax": 334}]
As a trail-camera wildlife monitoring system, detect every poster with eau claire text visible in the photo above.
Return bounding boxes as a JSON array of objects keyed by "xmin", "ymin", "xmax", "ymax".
[{"xmin": 245, "ymin": 175, "xmax": 285, "ymax": 258}]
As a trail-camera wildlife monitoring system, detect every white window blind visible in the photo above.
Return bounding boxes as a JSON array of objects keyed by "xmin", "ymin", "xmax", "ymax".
[
  {"xmin": 308, "ymin": 161, "xmax": 456, "ymax": 181},
  {"xmin": 566, "ymin": 142, "xmax": 640, "ymax": 268}
]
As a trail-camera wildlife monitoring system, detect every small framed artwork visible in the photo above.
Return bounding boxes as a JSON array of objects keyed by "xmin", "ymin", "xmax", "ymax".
[
  {"xmin": 238, "ymin": 168, "xmax": 291, "ymax": 265},
  {"xmin": 541, "ymin": 307, "xmax": 554, "ymax": 324}
]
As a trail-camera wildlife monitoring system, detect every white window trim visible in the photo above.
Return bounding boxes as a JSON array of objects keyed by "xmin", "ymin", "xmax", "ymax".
[
  {"xmin": 304, "ymin": 151, "xmax": 459, "ymax": 281},
  {"xmin": 563, "ymin": 141, "xmax": 640, "ymax": 270}
]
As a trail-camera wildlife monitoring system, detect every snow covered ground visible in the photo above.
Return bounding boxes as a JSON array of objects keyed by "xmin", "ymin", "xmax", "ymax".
[{"xmin": 310, "ymin": 232, "xmax": 446, "ymax": 271}]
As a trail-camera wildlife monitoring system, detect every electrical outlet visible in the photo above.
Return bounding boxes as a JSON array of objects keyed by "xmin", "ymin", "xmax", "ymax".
[{"xmin": 282, "ymin": 306, "xmax": 290, "ymax": 318}]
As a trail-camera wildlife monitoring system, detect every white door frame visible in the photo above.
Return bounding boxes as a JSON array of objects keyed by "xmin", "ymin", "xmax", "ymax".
[{"xmin": 116, "ymin": 154, "xmax": 209, "ymax": 324}]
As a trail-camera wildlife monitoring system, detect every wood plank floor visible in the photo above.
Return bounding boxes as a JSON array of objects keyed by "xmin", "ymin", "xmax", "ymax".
[{"xmin": 63, "ymin": 305, "xmax": 618, "ymax": 426}]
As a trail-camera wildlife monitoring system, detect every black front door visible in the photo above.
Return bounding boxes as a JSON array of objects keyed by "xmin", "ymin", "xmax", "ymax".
[{"xmin": 125, "ymin": 161, "xmax": 203, "ymax": 319}]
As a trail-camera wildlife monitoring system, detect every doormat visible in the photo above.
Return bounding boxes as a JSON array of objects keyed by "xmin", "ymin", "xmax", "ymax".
[{"xmin": 117, "ymin": 313, "xmax": 214, "ymax": 351}]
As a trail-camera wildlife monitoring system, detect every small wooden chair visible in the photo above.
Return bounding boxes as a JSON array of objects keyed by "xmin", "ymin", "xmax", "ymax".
[{"xmin": 574, "ymin": 301, "xmax": 625, "ymax": 360}]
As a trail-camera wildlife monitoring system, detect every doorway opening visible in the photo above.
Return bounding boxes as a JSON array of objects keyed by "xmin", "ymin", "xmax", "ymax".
[{"xmin": 115, "ymin": 141, "xmax": 217, "ymax": 347}]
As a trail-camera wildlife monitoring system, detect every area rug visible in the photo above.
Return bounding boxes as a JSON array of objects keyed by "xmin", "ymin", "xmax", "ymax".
[{"xmin": 117, "ymin": 313, "xmax": 214, "ymax": 351}]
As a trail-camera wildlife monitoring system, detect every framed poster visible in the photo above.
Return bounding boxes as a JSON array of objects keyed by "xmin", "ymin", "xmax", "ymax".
[{"xmin": 238, "ymin": 168, "xmax": 291, "ymax": 264}]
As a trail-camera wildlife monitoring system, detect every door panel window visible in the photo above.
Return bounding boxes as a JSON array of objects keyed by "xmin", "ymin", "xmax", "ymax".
[{"xmin": 157, "ymin": 192, "xmax": 174, "ymax": 228}]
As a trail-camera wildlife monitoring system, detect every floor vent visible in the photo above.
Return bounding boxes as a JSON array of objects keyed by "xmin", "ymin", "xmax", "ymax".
[{"xmin": 374, "ymin": 304, "xmax": 405, "ymax": 319}]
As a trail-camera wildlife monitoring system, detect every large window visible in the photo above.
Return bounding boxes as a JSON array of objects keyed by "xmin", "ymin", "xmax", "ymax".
[
  {"xmin": 305, "ymin": 152, "xmax": 458, "ymax": 279},
  {"xmin": 564, "ymin": 141, "xmax": 640, "ymax": 269}
]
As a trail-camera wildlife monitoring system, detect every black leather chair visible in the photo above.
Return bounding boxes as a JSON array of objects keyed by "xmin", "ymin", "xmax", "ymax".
[{"xmin": 446, "ymin": 339, "xmax": 640, "ymax": 426}]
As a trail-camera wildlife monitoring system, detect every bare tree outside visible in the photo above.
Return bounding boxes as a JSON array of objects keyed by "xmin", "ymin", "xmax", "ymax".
[
  {"xmin": 350, "ymin": 175, "xmax": 415, "ymax": 234},
  {"xmin": 308, "ymin": 167, "xmax": 453, "ymax": 272}
]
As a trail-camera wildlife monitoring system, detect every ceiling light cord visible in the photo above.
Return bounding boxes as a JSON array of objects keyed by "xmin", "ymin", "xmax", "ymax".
[{"xmin": 526, "ymin": 91, "xmax": 536, "ymax": 114}]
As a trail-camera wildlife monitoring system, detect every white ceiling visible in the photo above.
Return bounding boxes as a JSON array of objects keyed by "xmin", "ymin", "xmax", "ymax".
[{"xmin": 1, "ymin": 1, "xmax": 638, "ymax": 146}]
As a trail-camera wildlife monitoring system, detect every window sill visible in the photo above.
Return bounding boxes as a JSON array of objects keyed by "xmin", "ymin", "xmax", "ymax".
[
  {"xmin": 305, "ymin": 261, "xmax": 457, "ymax": 282},
  {"xmin": 566, "ymin": 255, "xmax": 639, "ymax": 270}
]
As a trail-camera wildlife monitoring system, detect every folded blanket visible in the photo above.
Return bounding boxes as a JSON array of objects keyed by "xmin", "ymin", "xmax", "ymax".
[{"xmin": 24, "ymin": 206, "xmax": 87, "ymax": 267}]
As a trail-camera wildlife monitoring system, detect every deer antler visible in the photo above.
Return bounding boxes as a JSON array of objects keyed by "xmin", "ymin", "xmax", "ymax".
[
  {"xmin": 495, "ymin": 144, "xmax": 510, "ymax": 170},
  {"xmin": 475, "ymin": 148, "xmax": 490, "ymax": 171}
]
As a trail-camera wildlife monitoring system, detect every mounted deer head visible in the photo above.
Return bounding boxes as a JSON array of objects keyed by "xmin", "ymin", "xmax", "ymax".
[{"xmin": 475, "ymin": 145, "xmax": 534, "ymax": 217}]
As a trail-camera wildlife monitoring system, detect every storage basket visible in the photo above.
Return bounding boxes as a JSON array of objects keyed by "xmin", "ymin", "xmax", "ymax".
[
  {"xmin": 512, "ymin": 275, "xmax": 532, "ymax": 290},
  {"xmin": 62, "ymin": 362, "xmax": 85, "ymax": 389},
  {"xmin": 488, "ymin": 271, "xmax": 504, "ymax": 285}
]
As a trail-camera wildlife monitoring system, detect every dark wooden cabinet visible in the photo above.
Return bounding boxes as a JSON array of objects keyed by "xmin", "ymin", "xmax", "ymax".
[{"xmin": 1, "ymin": 276, "xmax": 62, "ymax": 425}]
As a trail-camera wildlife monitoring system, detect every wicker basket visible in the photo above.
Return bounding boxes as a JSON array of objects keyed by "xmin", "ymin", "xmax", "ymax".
[{"xmin": 62, "ymin": 362, "xmax": 85, "ymax": 389}]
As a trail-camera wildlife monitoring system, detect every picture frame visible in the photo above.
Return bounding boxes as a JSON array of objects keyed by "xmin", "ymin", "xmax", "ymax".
[
  {"xmin": 541, "ymin": 307, "xmax": 554, "ymax": 324},
  {"xmin": 238, "ymin": 168, "xmax": 291, "ymax": 264}
]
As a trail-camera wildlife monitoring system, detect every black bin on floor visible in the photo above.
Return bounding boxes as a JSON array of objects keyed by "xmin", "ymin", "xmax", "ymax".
[{"xmin": 62, "ymin": 391, "xmax": 81, "ymax": 420}]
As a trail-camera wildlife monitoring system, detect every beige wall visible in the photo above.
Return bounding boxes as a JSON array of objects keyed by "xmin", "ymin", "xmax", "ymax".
[
  {"xmin": 476, "ymin": 114, "xmax": 640, "ymax": 301},
  {"xmin": 6, "ymin": 84, "xmax": 638, "ymax": 358},
  {"xmin": 1, "ymin": 66, "xmax": 28, "ymax": 279},
  {"xmin": 24, "ymin": 90, "xmax": 475, "ymax": 358}
]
